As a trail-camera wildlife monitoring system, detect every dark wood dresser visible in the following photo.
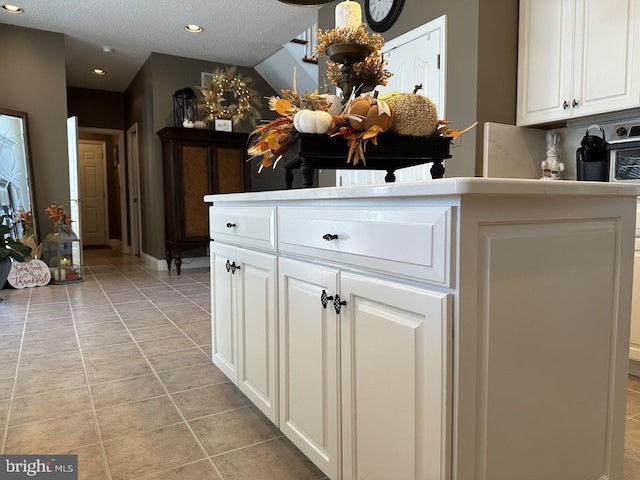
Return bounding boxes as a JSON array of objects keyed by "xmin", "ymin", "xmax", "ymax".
[{"xmin": 157, "ymin": 127, "xmax": 249, "ymax": 274}]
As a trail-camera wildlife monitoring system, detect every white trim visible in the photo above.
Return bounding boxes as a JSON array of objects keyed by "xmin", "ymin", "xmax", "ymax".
[{"xmin": 127, "ymin": 123, "xmax": 142, "ymax": 256}]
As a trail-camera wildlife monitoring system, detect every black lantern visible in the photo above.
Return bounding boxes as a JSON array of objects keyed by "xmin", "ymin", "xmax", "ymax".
[{"xmin": 173, "ymin": 88, "xmax": 197, "ymax": 127}]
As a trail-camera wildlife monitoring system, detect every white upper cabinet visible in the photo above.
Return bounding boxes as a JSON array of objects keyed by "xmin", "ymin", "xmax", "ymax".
[{"xmin": 517, "ymin": 0, "xmax": 640, "ymax": 126}]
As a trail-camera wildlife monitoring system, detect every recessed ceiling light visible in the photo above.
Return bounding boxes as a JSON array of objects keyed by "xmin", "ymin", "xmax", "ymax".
[
  {"xmin": 91, "ymin": 68, "xmax": 106, "ymax": 76},
  {"xmin": 185, "ymin": 24, "xmax": 203, "ymax": 33},
  {"xmin": 1, "ymin": 4, "xmax": 24, "ymax": 13}
]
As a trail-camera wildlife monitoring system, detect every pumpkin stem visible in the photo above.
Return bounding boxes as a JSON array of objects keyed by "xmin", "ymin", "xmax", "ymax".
[{"xmin": 413, "ymin": 83, "xmax": 423, "ymax": 94}]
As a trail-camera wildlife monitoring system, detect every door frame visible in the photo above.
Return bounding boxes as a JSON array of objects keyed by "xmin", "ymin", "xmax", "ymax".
[
  {"xmin": 126, "ymin": 123, "xmax": 142, "ymax": 256},
  {"xmin": 78, "ymin": 139, "xmax": 109, "ymax": 246}
]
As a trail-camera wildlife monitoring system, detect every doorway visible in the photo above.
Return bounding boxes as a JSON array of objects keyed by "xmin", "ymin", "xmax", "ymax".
[
  {"xmin": 72, "ymin": 127, "xmax": 126, "ymax": 254},
  {"xmin": 78, "ymin": 140, "xmax": 108, "ymax": 246}
]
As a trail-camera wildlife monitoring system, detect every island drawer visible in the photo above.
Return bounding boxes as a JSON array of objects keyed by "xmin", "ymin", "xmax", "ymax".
[
  {"xmin": 278, "ymin": 206, "xmax": 453, "ymax": 285},
  {"xmin": 210, "ymin": 206, "xmax": 276, "ymax": 251}
]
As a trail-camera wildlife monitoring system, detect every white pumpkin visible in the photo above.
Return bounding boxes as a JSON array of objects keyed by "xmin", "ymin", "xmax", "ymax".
[{"xmin": 293, "ymin": 110, "xmax": 333, "ymax": 134}]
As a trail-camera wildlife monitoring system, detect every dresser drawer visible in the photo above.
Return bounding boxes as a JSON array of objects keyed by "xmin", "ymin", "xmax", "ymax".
[
  {"xmin": 210, "ymin": 206, "xmax": 276, "ymax": 251},
  {"xmin": 278, "ymin": 206, "xmax": 453, "ymax": 285}
]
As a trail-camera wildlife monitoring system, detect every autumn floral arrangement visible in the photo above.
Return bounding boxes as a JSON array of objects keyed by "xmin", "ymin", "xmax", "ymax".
[
  {"xmin": 248, "ymin": 76, "xmax": 475, "ymax": 169},
  {"xmin": 248, "ymin": 74, "xmax": 342, "ymax": 170},
  {"xmin": 14, "ymin": 207, "xmax": 40, "ymax": 260},
  {"xmin": 46, "ymin": 203, "xmax": 74, "ymax": 233},
  {"xmin": 316, "ymin": 24, "xmax": 392, "ymax": 92}
]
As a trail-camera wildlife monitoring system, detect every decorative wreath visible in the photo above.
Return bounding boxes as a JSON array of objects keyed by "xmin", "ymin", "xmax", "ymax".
[{"xmin": 197, "ymin": 69, "xmax": 260, "ymax": 126}]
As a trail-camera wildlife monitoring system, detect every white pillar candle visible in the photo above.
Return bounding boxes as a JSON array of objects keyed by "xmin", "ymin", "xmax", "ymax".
[{"xmin": 335, "ymin": 0, "xmax": 362, "ymax": 29}]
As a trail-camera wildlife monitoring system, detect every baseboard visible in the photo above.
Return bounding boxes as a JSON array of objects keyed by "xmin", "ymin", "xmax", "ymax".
[
  {"xmin": 629, "ymin": 359, "xmax": 640, "ymax": 378},
  {"xmin": 140, "ymin": 252, "xmax": 209, "ymax": 272}
]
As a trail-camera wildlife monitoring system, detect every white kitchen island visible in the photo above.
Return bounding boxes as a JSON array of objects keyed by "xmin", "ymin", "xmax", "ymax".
[{"xmin": 205, "ymin": 178, "xmax": 639, "ymax": 480}]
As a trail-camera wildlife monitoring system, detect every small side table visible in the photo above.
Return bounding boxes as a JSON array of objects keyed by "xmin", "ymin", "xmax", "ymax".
[{"xmin": 280, "ymin": 133, "xmax": 452, "ymax": 188}]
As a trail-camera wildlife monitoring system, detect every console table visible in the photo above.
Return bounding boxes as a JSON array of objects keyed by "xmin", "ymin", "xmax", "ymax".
[{"xmin": 280, "ymin": 133, "xmax": 452, "ymax": 188}]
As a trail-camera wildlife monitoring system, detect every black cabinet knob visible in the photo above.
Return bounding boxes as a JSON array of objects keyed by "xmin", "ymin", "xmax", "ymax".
[
  {"xmin": 563, "ymin": 100, "xmax": 569, "ymax": 110},
  {"xmin": 225, "ymin": 260, "xmax": 232, "ymax": 272},
  {"xmin": 333, "ymin": 294, "xmax": 346, "ymax": 314},
  {"xmin": 320, "ymin": 289, "xmax": 334, "ymax": 309},
  {"xmin": 226, "ymin": 223, "xmax": 236, "ymax": 228},
  {"xmin": 322, "ymin": 234, "xmax": 338, "ymax": 241},
  {"xmin": 572, "ymin": 99, "xmax": 578, "ymax": 108}
]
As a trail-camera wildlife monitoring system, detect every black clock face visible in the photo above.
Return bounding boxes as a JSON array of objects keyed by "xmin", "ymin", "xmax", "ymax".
[{"xmin": 365, "ymin": 0, "xmax": 405, "ymax": 32}]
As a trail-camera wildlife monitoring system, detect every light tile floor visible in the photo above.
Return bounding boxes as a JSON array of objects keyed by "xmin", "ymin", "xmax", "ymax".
[
  {"xmin": 0, "ymin": 249, "xmax": 325, "ymax": 480},
  {"xmin": 3, "ymin": 249, "xmax": 640, "ymax": 479}
]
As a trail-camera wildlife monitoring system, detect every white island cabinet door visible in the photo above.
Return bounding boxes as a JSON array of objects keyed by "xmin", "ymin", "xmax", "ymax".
[
  {"xmin": 278, "ymin": 258, "xmax": 341, "ymax": 480},
  {"xmin": 210, "ymin": 242, "xmax": 238, "ymax": 382},
  {"xmin": 236, "ymin": 248, "xmax": 278, "ymax": 424},
  {"xmin": 339, "ymin": 272, "xmax": 452, "ymax": 480}
]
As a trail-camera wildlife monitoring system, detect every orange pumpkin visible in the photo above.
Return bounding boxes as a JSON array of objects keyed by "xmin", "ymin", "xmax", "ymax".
[{"xmin": 345, "ymin": 96, "xmax": 393, "ymax": 132}]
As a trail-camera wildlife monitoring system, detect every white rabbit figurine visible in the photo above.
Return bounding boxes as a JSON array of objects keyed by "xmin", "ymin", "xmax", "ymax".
[{"xmin": 541, "ymin": 131, "xmax": 565, "ymax": 180}]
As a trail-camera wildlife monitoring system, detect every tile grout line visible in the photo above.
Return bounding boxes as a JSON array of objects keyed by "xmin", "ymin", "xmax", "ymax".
[
  {"xmin": 87, "ymin": 263, "xmax": 226, "ymax": 479},
  {"xmin": 64, "ymin": 271, "xmax": 114, "ymax": 480},
  {"xmin": 93, "ymin": 263, "xmax": 212, "ymax": 365},
  {"xmin": 0, "ymin": 288, "xmax": 32, "ymax": 454}
]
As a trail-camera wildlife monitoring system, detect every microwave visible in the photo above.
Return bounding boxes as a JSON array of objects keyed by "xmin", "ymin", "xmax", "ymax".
[{"xmin": 609, "ymin": 124, "xmax": 640, "ymax": 182}]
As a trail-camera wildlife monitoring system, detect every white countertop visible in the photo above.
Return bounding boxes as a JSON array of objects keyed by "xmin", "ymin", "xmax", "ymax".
[{"xmin": 205, "ymin": 178, "xmax": 640, "ymax": 203}]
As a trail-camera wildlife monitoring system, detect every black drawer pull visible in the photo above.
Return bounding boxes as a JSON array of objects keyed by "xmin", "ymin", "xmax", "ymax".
[
  {"xmin": 226, "ymin": 223, "xmax": 236, "ymax": 228},
  {"xmin": 225, "ymin": 259, "xmax": 232, "ymax": 272},
  {"xmin": 322, "ymin": 234, "xmax": 338, "ymax": 241}
]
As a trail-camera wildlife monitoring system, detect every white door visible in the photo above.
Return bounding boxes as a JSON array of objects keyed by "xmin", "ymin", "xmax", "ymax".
[
  {"xmin": 278, "ymin": 257, "xmax": 340, "ymax": 480},
  {"xmin": 339, "ymin": 272, "xmax": 452, "ymax": 480},
  {"xmin": 66, "ymin": 117, "xmax": 81, "ymax": 243},
  {"xmin": 237, "ymin": 248, "xmax": 278, "ymax": 424},
  {"xmin": 78, "ymin": 141, "xmax": 107, "ymax": 245},
  {"xmin": 338, "ymin": 15, "xmax": 447, "ymax": 186},
  {"xmin": 211, "ymin": 242, "xmax": 238, "ymax": 381}
]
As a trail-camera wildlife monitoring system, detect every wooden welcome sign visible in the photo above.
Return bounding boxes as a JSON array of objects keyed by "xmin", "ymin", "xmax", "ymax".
[{"xmin": 7, "ymin": 259, "xmax": 51, "ymax": 288}]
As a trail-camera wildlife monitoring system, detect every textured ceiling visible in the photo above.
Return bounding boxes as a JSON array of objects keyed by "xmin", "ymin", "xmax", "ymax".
[{"xmin": 0, "ymin": 0, "xmax": 325, "ymax": 92}]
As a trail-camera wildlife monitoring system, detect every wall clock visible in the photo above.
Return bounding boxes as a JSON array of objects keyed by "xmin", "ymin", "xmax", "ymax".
[{"xmin": 365, "ymin": 0, "xmax": 405, "ymax": 32}]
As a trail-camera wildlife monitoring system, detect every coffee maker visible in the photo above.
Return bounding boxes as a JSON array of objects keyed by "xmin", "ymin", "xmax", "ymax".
[{"xmin": 576, "ymin": 125, "xmax": 609, "ymax": 181}]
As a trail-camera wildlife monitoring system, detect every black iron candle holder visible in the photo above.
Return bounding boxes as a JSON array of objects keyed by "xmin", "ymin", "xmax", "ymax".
[{"xmin": 325, "ymin": 43, "xmax": 371, "ymax": 102}]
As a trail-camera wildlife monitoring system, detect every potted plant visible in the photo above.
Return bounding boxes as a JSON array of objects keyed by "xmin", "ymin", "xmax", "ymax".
[{"xmin": 0, "ymin": 214, "xmax": 31, "ymax": 299}]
